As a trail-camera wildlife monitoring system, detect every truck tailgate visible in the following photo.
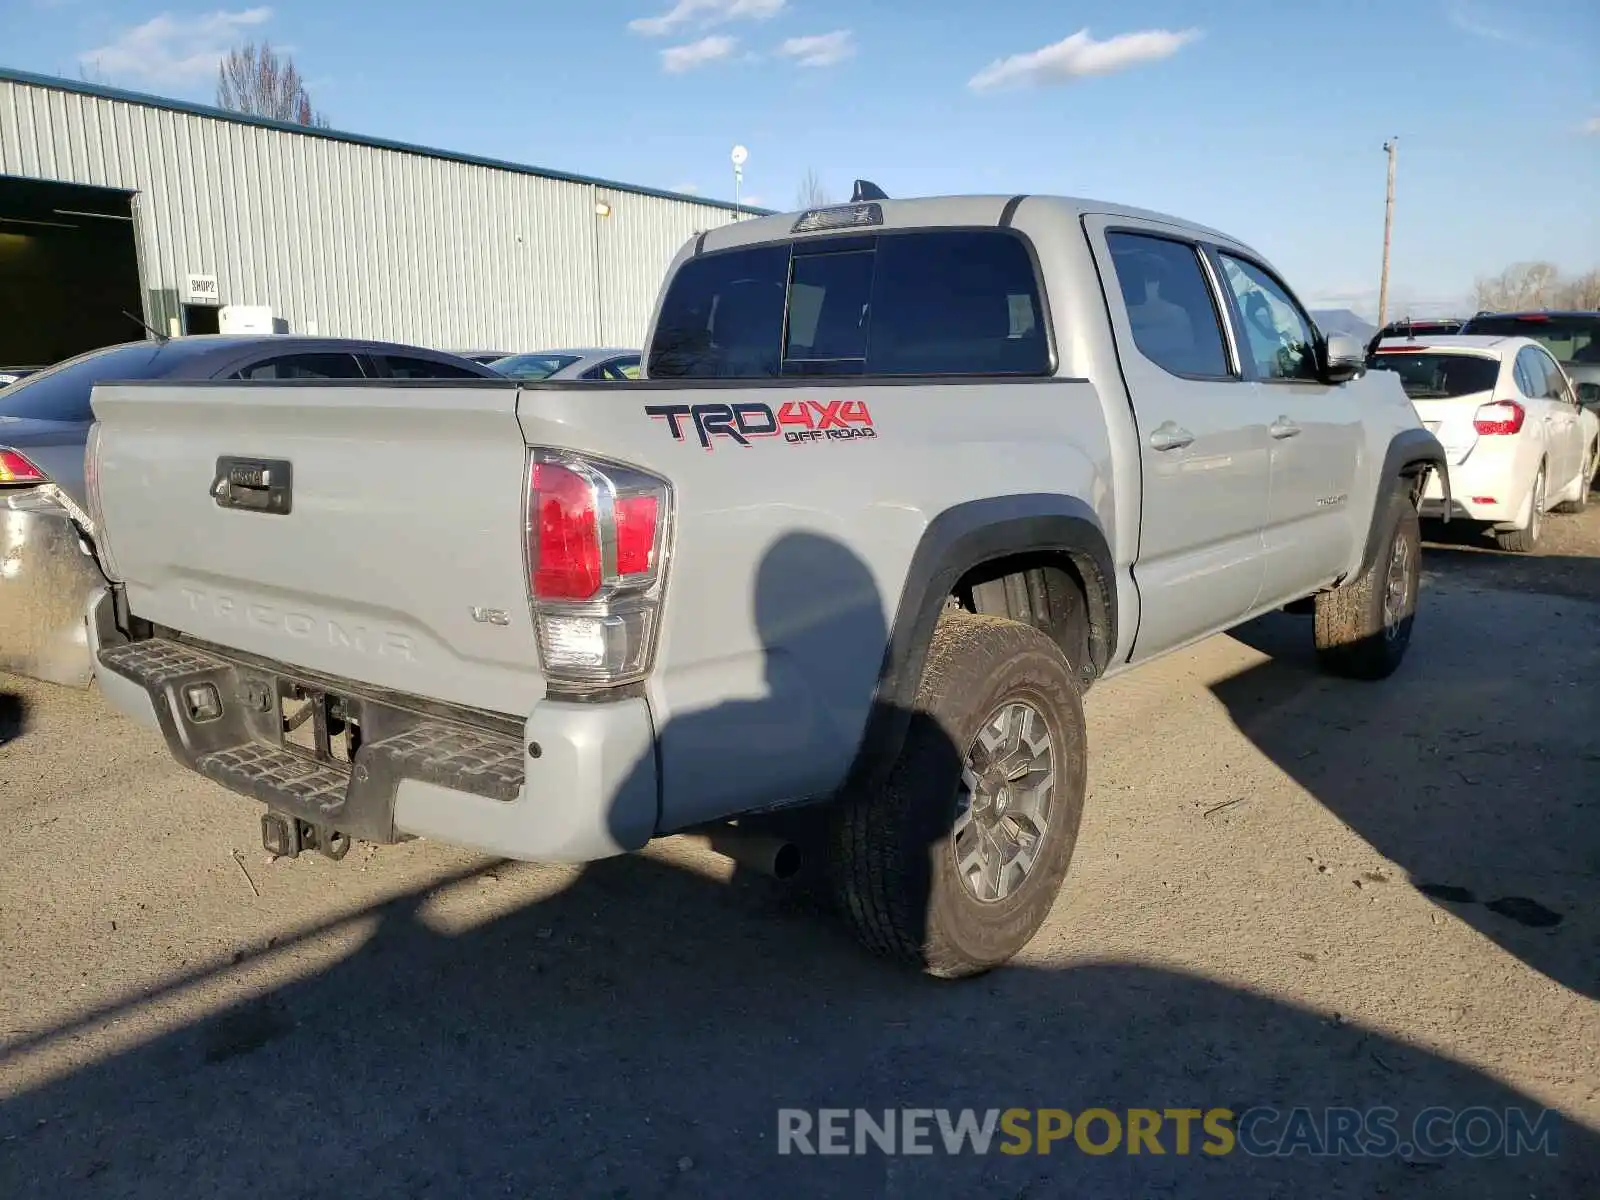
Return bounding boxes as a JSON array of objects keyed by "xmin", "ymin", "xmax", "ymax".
[{"xmin": 89, "ymin": 380, "xmax": 545, "ymax": 716}]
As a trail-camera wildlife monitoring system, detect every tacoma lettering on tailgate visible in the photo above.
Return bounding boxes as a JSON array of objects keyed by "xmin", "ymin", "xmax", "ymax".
[{"xmin": 179, "ymin": 588, "xmax": 417, "ymax": 661}]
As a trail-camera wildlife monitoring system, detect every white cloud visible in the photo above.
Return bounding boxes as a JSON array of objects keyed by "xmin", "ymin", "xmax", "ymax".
[
  {"xmin": 661, "ymin": 35, "xmax": 737, "ymax": 73},
  {"xmin": 968, "ymin": 27, "xmax": 1200, "ymax": 92},
  {"xmin": 777, "ymin": 30, "xmax": 855, "ymax": 68},
  {"xmin": 80, "ymin": 7, "xmax": 273, "ymax": 86},
  {"xmin": 670, "ymin": 182, "xmax": 701, "ymax": 194},
  {"xmin": 1444, "ymin": 1, "xmax": 1540, "ymax": 48},
  {"xmin": 630, "ymin": 0, "xmax": 783, "ymax": 37},
  {"xmin": 1583, "ymin": 116, "xmax": 1600, "ymax": 135},
  {"xmin": 739, "ymin": 194, "xmax": 763, "ymax": 208}
]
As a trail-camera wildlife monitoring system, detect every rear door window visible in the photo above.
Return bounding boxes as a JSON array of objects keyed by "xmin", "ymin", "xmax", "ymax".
[
  {"xmin": 1105, "ymin": 232, "xmax": 1231, "ymax": 378},
  {"xmin": 1533, "ymin": 350, "xmax": 1571, "ymax": 401},
  {"xmin": 1516, "ymin": 348, "xmax": 1548, "ymax": 399},
  {"xmin": 232, "ymin": 353, "xmax": 367, "ymax": 380},
  {"xmin": 646, "ymin": 230, "xmax": 1050, "ymax": 379}
]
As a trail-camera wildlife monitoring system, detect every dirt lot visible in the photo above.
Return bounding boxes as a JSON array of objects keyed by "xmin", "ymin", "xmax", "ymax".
[{"xmin": 2, "ymin": 504, "xmax": 1598, "ymax": 1199}]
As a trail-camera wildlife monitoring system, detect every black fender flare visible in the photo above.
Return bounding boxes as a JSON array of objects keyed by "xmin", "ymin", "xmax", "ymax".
[
  {"xmin": 1358, "ymin": 426, "xmax": 1449, "ymax": 578},
  {"xmin": 843, "ymin": 494, "xmax": 1116, "ymax": 794}
]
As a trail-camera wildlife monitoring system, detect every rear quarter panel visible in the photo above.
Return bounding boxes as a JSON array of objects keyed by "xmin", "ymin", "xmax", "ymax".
[{"xmin": 517, "ymin": 376, "xmax": 1116, "ymax": 832}]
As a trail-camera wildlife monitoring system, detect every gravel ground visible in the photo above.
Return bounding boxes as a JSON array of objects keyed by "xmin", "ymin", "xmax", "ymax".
[{"xmin": 2, "ymin": 503, "xmax": 1597, "ymax": 1198}]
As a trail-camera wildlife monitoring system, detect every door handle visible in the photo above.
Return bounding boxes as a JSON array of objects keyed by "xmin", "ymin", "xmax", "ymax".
[
  {"xmin": 1148, "ymin": 423, "xmax": 1195, "ymax": 452},
  {"xmin": 1270, "ymin": 417, "xmax": 1302, "ymax": 440}
]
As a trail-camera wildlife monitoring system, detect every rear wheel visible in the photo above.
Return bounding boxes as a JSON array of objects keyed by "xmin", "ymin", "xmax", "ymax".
[
  {"xmin": 1554, "ymin": 445, "xmax": 1594, "ymax": 514},
  {"xmin": 1495, "ymin": 463, "xmax": 1545, "ymax": 552},
  {"xmin": 1314, "ymin": 486, "xmax": 1421, "ymax": 680},
  {"xmin": 828, "ymin": 609, "xmax": 1087, "ymax": 979}
]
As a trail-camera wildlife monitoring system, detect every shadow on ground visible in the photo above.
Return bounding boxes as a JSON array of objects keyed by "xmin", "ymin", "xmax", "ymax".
[
  {"xmin": 1218, "ymin": 587, "xmax": 1599, "ymax": 1002},
  {"xmin": 0, "ymin": 691, "xmax": 27, "ymax": 747},
  {"xmin": 1, "ymin": 852, "xmax": 1594, "ymax": 1199},
  {"xmin": 1417, "ymin": 508, "xmax": 1600, "ymax": 604},
  {"xmin": 3, "ymin": 536, "xmax": 1595, "ymax": 1198}
]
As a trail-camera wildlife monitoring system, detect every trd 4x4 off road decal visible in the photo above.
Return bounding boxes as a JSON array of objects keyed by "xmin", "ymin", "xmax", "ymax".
[{"xmin": 646, "ymin": 400, "xmax": 877, "ymax": 450}]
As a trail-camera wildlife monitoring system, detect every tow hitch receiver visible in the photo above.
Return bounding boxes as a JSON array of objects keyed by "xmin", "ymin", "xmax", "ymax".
[{"xmin": 261, "ymin": 810, "xmax": 351, "ymax": 861}]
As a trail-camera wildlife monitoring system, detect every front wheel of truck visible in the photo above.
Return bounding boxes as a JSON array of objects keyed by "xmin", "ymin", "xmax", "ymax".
[
  {"xmin": 1313, "ymin": 485, "xmax": 1421, "ymax": 680},
  {"xmin": 829, "ymin": 609, "xmax": 1087, "ymax": 979}
]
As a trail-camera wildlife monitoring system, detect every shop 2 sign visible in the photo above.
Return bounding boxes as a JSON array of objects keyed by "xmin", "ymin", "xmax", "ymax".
[{"xmin": 185, "ymin": 273, "xmax": 220, "ymax": 306}]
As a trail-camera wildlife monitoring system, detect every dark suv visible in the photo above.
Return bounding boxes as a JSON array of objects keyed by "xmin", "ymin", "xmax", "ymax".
[{"xmin": 1459, "ymin": 311, "xmax": 1600, "ymax": 410}]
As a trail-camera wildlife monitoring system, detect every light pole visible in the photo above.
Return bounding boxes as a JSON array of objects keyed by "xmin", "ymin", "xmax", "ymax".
[
  {"xmin": 731, "ymin": 144, "xmax": 747, "ymax": 219},
  {"xmin": 1378, "ymin": 137, "xmax": 1398, "ymax": 329}
]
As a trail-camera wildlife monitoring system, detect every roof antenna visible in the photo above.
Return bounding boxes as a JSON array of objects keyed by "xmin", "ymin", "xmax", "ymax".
[
  {"xmin": 850, "ymin": 179, "xmax": 888, "ymax": 202},
  {"xmin": 123, "ymin": 309, "xmax": 169, "ymax": 344}
]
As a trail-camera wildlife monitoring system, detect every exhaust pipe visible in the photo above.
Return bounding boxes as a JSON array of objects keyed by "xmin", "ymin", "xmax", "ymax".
[{"xmin": 687, "ymin": 824, "xmax": 803, "ymax": 881}]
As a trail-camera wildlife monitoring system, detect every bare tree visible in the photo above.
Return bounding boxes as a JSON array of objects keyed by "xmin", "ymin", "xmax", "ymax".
[
  {"xmin": 1473, "ymin": 261, "xmax": 1600, "ymax": 312},
  {"xmin": 1561, "ymin": 269, "xmax": 1600, "ymax": 310},
  {"xmin": 216, "ymin": 42, "xmax": 329, "ymax": 127},
  {"xmin": 796, "ymin": 168, "xmax": 833, "ymax": 209},
  {"xmin": 1474, "ymin": 262, "xmax": 1559, "ymax": 311}
]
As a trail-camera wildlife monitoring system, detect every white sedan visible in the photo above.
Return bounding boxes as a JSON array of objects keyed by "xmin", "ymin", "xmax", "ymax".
[
  {"xmin": 1368, "ymin": 334, "xmax": 1599, "ymax": 551},
  {"xmin": 486, "ymin": 347, "xmax": 641, "ymax": 382}
]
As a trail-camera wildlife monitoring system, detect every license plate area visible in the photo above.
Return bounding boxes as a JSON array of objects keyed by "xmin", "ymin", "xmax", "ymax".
[{"xmin": 278, "ymin": 682, "xmax": 362, "ymax": 767}]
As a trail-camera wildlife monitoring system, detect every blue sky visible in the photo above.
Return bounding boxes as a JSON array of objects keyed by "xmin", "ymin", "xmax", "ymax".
[{"xmin": 7, "ymin": 0, "xmax": 1598, "ymax": 318}]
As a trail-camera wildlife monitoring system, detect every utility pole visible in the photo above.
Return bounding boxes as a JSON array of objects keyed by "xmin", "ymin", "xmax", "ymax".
[
  {"xmin": 1378, "ymin": 137, "xmax": 1398, "ymax": 328},
  {"xmin": 731, "ymin": 144, "xmax": 747, "ymax": 220}
]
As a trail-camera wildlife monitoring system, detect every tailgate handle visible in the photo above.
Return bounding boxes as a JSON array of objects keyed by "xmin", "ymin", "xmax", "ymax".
[{"xmin": 212, "ymin": 457, "xmax": 293, "ymax": 515}]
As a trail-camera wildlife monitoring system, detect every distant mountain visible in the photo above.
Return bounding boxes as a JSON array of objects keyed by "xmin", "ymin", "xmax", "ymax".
[{"xmin": 1311, "ymin": 309, "xmax": 1377, "ymax": 343}]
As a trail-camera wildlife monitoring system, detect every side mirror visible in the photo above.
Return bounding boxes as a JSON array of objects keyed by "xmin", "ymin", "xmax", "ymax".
[{"xmin": 1320, "ymin": 332, "xmax": 1364, "ymax": 384}]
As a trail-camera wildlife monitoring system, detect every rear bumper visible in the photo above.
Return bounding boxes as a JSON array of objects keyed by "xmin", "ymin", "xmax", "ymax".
[
  {"xmin": 1418, "ymin": 457, "xmax": 1521, "ymax": 524},
  {"xmin": 0, "ymin": 493, "xmax": 108, "ymax": 687},
  {"xmin": 93, "ymin": 609, "xmax": 659, "ymax": 863}
]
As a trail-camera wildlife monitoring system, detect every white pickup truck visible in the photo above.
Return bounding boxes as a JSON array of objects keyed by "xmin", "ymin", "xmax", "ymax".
[{"xmin": 85, "ymin": 189, "xmax": 1448, "ymax": 977}]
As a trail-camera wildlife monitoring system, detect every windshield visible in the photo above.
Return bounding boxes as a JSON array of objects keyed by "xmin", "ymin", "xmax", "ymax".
[
  {"xmin": 488, "ymin": 353, "xmax": 582, "ymax": 380},
  {"xmin": 1458, "ymin": 315, "xmax": 1600, "ymax": 367},
  {"xmin": 0, "ymin": 342, "xmax": 165, "ymax": 421},
  {"xmin": 1366, "ymin": 351, "xmax": 1501, "ymax": 400}
]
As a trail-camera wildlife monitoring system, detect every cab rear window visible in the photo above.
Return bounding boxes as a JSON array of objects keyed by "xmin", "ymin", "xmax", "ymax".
[{"xmin": 647, "ymin": 229, "xmax": 1051, "ymax": 379}]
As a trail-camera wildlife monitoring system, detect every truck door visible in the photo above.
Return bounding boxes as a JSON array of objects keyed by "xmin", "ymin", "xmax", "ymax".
[
  {"xmin": 1086, "ymin": 218, "xmax": 1271, "ymax": 660},
  {"xmin": 1210, "ymin": 250, "xmax": 1364, "ymax": 605}
]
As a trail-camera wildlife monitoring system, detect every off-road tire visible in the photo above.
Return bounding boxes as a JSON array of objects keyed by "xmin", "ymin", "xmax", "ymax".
[
  {"xmin": 828, "ymin": 609, "xmax": 1087, "ymax": 979},
  {"xmin": 1554, "ymin": 445, "xmax": 1594, "ymax": 514},
  {"xmin": 1314, "ymin": 485, "xmax": 1421, "ymax": 681},
  {"xmin": 1494, "ymin": 463, "xmax": 1545, "ymax": 553}
]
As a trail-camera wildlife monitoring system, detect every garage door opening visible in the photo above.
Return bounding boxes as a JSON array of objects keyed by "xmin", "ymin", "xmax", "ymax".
[{"xmin": 0, "ymin": 175, "xmax": 144, "ymax": 374}]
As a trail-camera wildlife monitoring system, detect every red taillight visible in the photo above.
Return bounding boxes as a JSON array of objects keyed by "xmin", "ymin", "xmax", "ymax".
[
  {"xmin": 0, "ymin": 448, "xmax": 47, "ymax": 485},
  {"xmin": 529, "ymin": 461, "xmax": 602, "ymax": 601},
  {"xmin": 614, "ymin": 495, "xmax": 659, "ymax": 577},
  {"xmin": 1473, "ymin": 400, "xmax": 1526, "ymax": 436},
  {"xmin": 524, "ymin": 450, "xmax": 673, "ymax": 687}
]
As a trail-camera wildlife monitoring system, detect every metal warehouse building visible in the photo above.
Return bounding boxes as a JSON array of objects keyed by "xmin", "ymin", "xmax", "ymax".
[{"xmin": 0, "ymin": 66, "xmax": 746, "ymax": 371}]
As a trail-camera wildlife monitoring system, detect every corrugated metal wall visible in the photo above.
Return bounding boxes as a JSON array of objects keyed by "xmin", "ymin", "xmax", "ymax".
[{"xmin": 0, "ymin": 77, "xmax": 739, "ymax": 350}]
